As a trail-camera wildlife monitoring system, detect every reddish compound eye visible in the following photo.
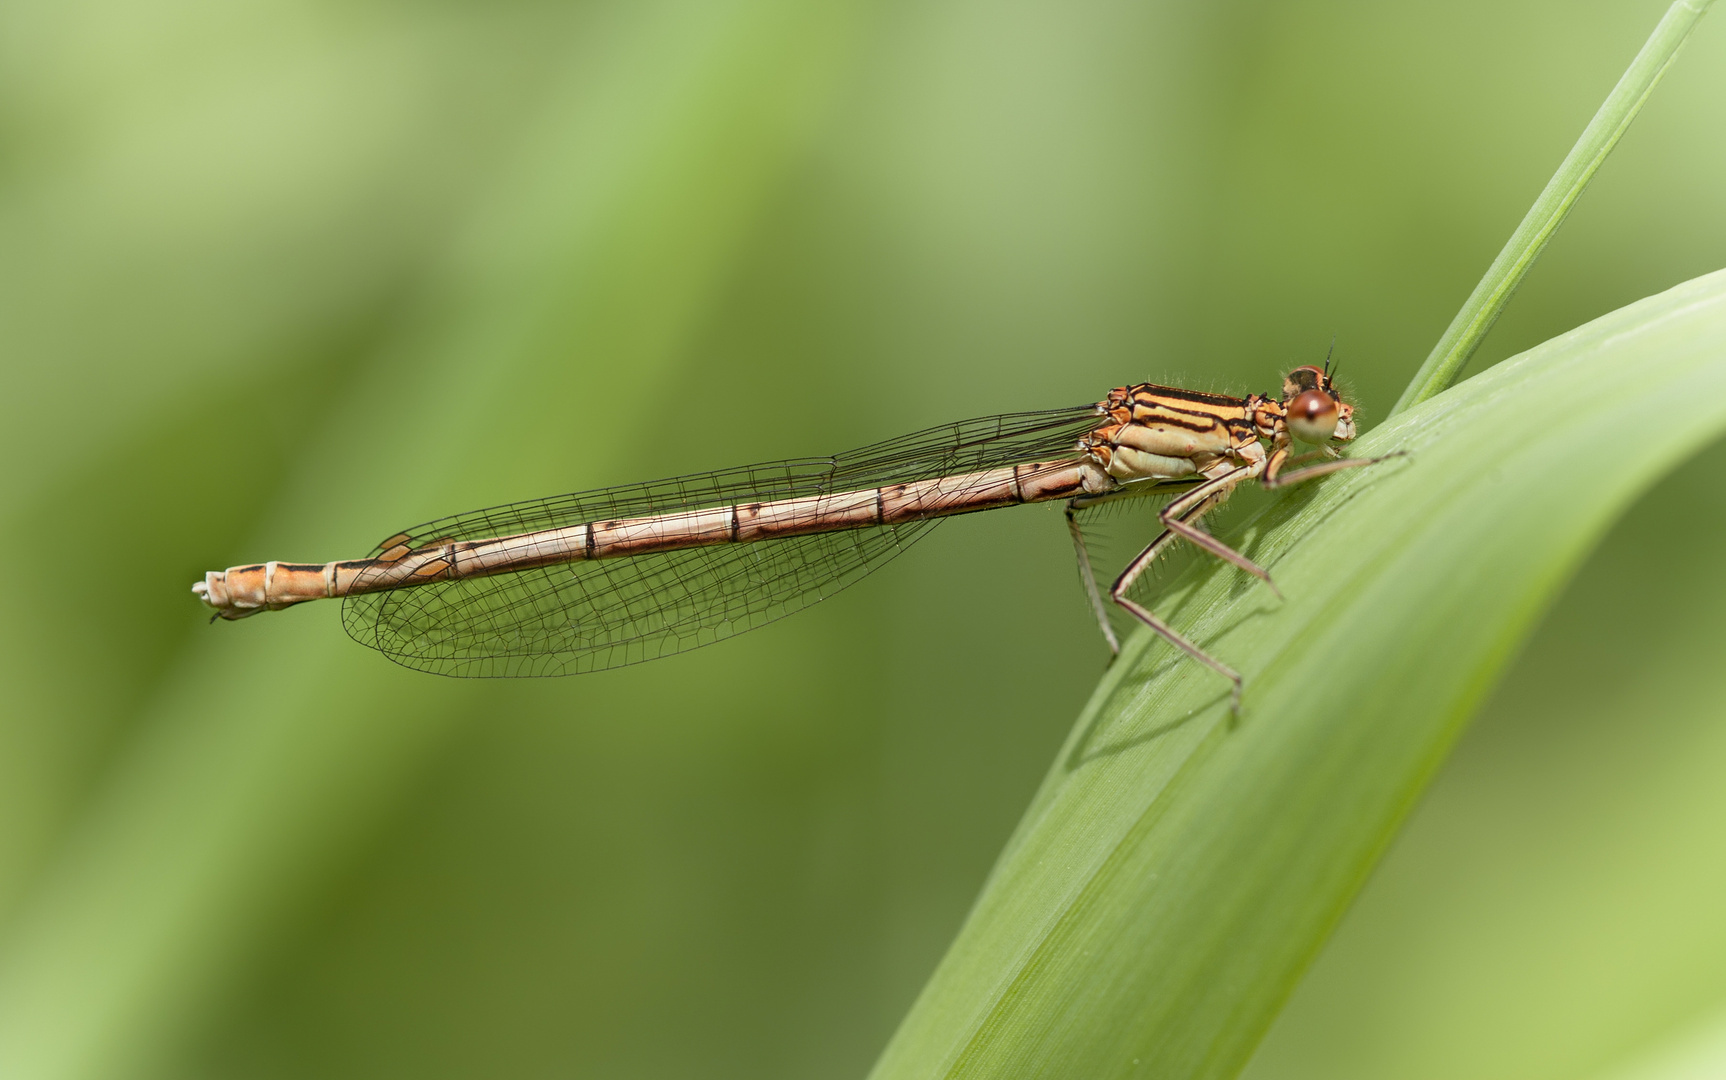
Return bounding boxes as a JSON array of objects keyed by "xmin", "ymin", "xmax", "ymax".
[{"xmin": 1287, "ymin": 389, "xmax": 1339, "ymax": 443}]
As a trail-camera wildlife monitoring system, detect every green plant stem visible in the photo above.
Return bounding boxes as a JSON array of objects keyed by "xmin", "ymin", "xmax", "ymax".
[{"xmin": 1391, "ymin": 0, "xmax": 1712, "ymax": 416}]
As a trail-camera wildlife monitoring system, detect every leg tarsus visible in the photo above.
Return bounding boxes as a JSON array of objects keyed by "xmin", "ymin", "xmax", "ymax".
[{"xmin": 1113, "ymin": 595, "xmax": 1242, "ymax": 713}]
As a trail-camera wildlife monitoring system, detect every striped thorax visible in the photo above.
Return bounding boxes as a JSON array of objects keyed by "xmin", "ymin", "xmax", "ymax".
[{"xmin": 1078, "ymin": 364, "xmax": 1355, "ymax": 490}]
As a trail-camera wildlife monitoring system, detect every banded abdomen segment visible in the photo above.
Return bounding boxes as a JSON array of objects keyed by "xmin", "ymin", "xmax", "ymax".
[{"xmin": 193, "ymin": 458, "xmax": 1094, "ymax": 620}]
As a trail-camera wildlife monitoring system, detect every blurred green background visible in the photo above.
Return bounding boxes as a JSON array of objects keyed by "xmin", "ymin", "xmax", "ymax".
[{"xmin": 0, "ymin": 1, "xmax": 1722, "ymax": 1077}]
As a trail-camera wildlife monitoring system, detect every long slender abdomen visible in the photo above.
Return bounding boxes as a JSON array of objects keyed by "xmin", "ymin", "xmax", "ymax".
[{"xmin": 193, "ymin": 459, "xmax": 1093, "ymax": 620}]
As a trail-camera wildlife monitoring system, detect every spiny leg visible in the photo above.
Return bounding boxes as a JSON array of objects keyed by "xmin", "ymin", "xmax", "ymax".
[
  {"xmin": 1066, "ymin": 504, "xmax": 1120, "ymax": 655},
  {"xmin": 1064, "ymin": 479, "xmax": 1197, "ymax": 657},
  {"xmin": 1108, "ymin": 489, "xmax": 1226, "ymax": 597},
  {"xmin": 1150, "ymin": 467, "xmax": 1280, "ymax": 598},
  {"xmin": 1271, "ymin": 448, "xmax": 1333, "ymax": 472},
  {"xmin": 1112, "ymin": 593, "xmax": 1242, "ymax": 713},
  {"xmin": 1108, "ymin": 468, "xmax": 1262, "ymax": 712},
  {"xmin": 1102, "ymin": 453, "xmax": 1401, "ymax": 710},
  {"xmin": 1263, "ymin": 450, "xmax": 1404, "ymax": 489},
  {"xmin": 1109, "ymin": 468, "xmax": 1260, "ymax": 608}
]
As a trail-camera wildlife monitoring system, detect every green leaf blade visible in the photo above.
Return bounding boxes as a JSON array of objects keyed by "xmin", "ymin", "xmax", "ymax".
[{"xmin": 871, "ymin": 267, "xmax": 1726, "ymax": 1080}]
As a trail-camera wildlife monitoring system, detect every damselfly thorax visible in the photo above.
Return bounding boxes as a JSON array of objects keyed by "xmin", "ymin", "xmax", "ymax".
[{"xmin": 194, "ymin": 363, "xmax": 1386, "ymax": 709}]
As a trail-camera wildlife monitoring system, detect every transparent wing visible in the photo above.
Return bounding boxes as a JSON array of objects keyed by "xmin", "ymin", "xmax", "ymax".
[{"xmin": 342, "ymin": 405, "xmax": 1101, "ymax": 677}]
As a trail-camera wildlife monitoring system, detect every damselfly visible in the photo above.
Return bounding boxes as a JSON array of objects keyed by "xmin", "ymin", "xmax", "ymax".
[{"xmin": 194, "ymin": 363, "xmax": 1388, "ymax": 708}]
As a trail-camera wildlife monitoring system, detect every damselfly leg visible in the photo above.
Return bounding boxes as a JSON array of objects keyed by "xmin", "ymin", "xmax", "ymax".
[
  {"xmin": 1263, "ymin": 451, "xmax": 1398, "ymax": 489},
  {"xmin": 1064, "ymin": 478, "xmax": 1202, "ymax": 656},
  {"xmin": 1068, "ymin": 448, "xmax": 1398, "ymax": 711},
  {"xmin": 1066, "ymin": 501, "xmax": 1122, "ymax": 656}
]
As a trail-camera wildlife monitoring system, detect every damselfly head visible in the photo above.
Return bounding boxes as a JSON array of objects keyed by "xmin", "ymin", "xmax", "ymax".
[{"xmin": 1281, "ymin": 365, "xmax": 1356, "ymax": 444}]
